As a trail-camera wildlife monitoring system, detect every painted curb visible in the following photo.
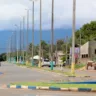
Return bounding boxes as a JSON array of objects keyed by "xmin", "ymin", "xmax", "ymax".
[{"xmin": 7, "ymin": 85, "xmax": 96, "ymax": 92}]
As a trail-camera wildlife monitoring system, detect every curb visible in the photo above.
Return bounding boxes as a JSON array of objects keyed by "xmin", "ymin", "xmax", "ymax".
[
  {"xmin": 67, "ymin": 75, "xmax": 91, "ymax": 78},
  {"xmin": 6, "ymin": 85, "xmax": 96, "ymax": 92},
  {"xmin": 19, "ymin": 65, "xmax": 91, "ymax": 78}
]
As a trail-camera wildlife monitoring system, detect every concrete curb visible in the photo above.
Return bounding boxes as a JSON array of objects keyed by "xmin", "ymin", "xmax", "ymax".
[
  {"xmin": 19, "ymin": 65, "xmax": 91, "ymax": 78},
  {"xmin": 6, "ymin": 85, "xmax": 96, "ymax": 92},
  {"xmin": 67, "ymin": 75, "xmax": 90, "ymax": 78}
]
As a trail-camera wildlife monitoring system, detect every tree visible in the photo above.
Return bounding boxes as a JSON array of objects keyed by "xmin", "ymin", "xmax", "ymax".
[
  {"xmin": 0, "ymin": 53, "xmax": 6, "ymax": 61},
  {"xmin": 75, "ymin": 21, "xmax": 96, "ymax": 45},
  {"xmin": 56, "ymin": 39, "xmax": 64, "ymax": 51}
]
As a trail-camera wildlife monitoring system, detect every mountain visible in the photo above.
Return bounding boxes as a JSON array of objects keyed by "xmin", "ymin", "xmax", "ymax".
[{"xmin": 0, "ymin": 28, "xmax": 72, "ymax": 53}]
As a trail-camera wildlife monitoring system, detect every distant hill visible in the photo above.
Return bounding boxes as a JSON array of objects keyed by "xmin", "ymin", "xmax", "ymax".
[{"xmin": 0, "ymin": 28, "xmax": 72, "ymax": 53}]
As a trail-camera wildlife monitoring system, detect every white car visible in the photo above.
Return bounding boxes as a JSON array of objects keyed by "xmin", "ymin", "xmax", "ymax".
[{"xmin": 42, "ymin": 59, "xmax": 56, "ymax": 67}]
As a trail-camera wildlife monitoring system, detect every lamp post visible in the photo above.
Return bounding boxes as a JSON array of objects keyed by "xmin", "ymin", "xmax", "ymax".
[
  {"xmin": 71, "ymin": 0, "xmax": 76, "ymax": 74},
  {"xmin": 32, "ymin": 1, "xmax": 34, "ymax": 66},
  {"xmin": 56, "ymin": 40, "xmax": 58, "ymax": 65},
  {"xmin": 39, "ymin": 0, "xmax": 42, "ymax": 68},
  {"xmin": 13, "ymin": 30, "xmax": 16, "ymax": 63},
  {"xmin": 79, "ymin": 31, "xmax": 81, "ymax": 64},
  {"xmin": 22, "ymin": 16, "xmax": 25, "ymax": 64},
  {"xmin": 9, "ymin": 37, "xmax": 11, "ymax": 62},
  {"xmin": 66, "ymin": 36, "xmax": 68, "ymax": 64},
  {"xmin": 11, "ymin": 32, "xmax": 14, "ymax": 63},
  {"xmin": 50, "ymin": 0, "xmax": 54, "ymax": 70},
  {"xmin": 30, "ymin": 0, "xmax": 36, "ymax": 66},
  {"xmin": 25, "ymin": 9, "xmax": 29, "ymax": 64},
  {"xmin": 15, "ymin": 24, "xmax": 19, "ymax": 63},
  {"xmin": 19, "ymin": 22, "xmax": 22, "ymax": 63}
]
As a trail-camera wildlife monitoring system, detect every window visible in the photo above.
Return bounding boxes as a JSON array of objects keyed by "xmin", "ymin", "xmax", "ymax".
[
  {"xmin": 86, "ymin": 54, "xmax": 88, "ymax": 58},
  {"xmin": 95, "ymin": 49, "xmax": 96, "ymax": 54},
  {"xmin": 82, "ymin": 54, "xmax": 88, "ymax": 58}
]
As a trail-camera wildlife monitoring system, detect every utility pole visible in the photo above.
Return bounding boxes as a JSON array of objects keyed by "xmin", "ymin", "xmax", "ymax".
[
  {"xmin": 50, "ymin": 0, "xmax": 54, "ymax": 70},
  {"xmin": 32, "ymin": 1, "xmax": 34, "ymax": 66},
  {"xmin": 48, "ymin": 41, "xmax": 51, "ymax": 60},
  {"xmin": 79, "ymin": 31, "xmax": 81, "ymax": 64},
  {"xmin": 25, "ymin": 9, "xmax": 29, "ymax": 64},
  {"xmin": 11, "ymin": 32, "xmax": 13, "ymax": 63},
  {"xmin": 71, "ymin": 0, "xmax": 76, "ymax": 74},
  {"xmin": 66, "ymin": 36, "xmax": 68, "ymax": 64},
  {"xmin": 56, "ymin": 40, "xmax": 58, "ymax": 65},
  {"xmin": 6, "ymin": 42, "xmax": 8, "ymax": 61},
  {"xmin": 8, "ymin": 40, "xmax": 10, "ymax": 62},
  {"xmin": 14, "ymin": 29, "xmax": 16, "ymax": 63},
  {"xmin": 20, "ymin": 22, "xmax": 22, "ymax": 63},
  {"xmin": 9, "ymin": 38, "xmax": 11, "ymax": 62},
  {"xmin": 22, "ymin": 17, "xmax": 25, "ymax": 63},
  {"xmin": 15, "ymin": 25, "xmax": 19, "ymax": 63},
  {"xmin": 39, "ymin": 0, "xmax": 42, "ymax": 68}
]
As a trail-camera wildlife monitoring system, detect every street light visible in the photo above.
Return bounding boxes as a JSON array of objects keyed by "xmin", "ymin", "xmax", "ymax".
[
  {"xmin": 79, "ymin": 31, "xmax": 81, "ymax": 64},
  {"xmin": 50, "ymin": 0, "xmax": 54, "ymax": 70},
  {"xmin": 9, "ymin": 37, "xmax": 11, "ymax": 62},
  {"xmin": 15, "ymin": 24, "xmax": 19, "ymax": 63},
  {"xmin": 20, "ymin": 21, "xmax": 22, "ymax": 63},
  {"xmin": 7, "ymin": 37, "xmax": 11, "ymax": 62},
  {"xmin": 25, "ymin": 9, "xmax": 29, "ymax": 64},
  {"xmin": 71, "ymin": 0, "xmax": 76, "ymax": 74},
  {"xmin": 11, "ymin": 32, "xmax": 14, "ymax": 63},
  {"xmin": 30, "ymin": 0, "xmax": 36, "ymax": 66},
  {"xmin": 66, "ymin": 36, "xmax": 68, "ymax": 63},
  {"xmin": 39, "ymin": 0, "xmax": 42, "ymax": 68},
  {"xmin": 22, "ymin": 16, "xmax": 25, "ymax": 64}
]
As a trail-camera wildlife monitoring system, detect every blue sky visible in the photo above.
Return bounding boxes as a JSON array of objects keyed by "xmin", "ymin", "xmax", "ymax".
[{"xmin": 0, "ymin": 0, "xmax": 96, "ymax": 53}]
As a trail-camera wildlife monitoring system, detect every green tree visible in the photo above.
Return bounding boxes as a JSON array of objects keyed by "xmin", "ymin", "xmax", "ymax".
[{"xmin": 75, "ymin": 21, "xmax": 96, "ymax": 45}]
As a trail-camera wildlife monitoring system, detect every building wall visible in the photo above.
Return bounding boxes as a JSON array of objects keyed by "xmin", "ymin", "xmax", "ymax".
[
  {"xmin": 89, "ymin": 41, "xmax": 96, "ymax": 59},
  {"xmin": 80, "ymin": 42, "xmax": 89, "ymax": 55}
]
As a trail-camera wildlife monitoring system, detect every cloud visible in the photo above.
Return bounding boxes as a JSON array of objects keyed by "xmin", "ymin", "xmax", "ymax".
[{"xmin": 0, "ymin": 0, "xmax": 96, "ymax": 30}]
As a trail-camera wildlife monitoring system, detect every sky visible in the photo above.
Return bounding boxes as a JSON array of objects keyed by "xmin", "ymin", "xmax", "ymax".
[
  {"xmin": 0, "ymin": 0, "xmax": 96, "ymax": 53},
  {"xmin": 0, "ymin": 0, "xmax": 96, "ymax": 30}
]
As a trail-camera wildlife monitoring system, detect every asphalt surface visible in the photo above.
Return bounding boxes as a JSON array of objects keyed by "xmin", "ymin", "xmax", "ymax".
[
  {"xmin": 0, "ymin": 62, "xmax": 96, "ymax": 96},
  {"xmin": 0, "ymin": 89, "xmax": 96, "ymax": 96},
  {"xmin": 0, "ymin": 62, "xmax": 65, "ymax": 85}
]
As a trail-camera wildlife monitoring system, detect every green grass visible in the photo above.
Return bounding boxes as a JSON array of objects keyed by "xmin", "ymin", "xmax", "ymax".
[
  {"xmin": 10, "ymin": 82, "xmax": 96, "ymax": 89},
  {"xmin": 16, "ymin": 64, "xmax": 80, "ymax": 76},
  {"xmin": 66, "ymin": 64, "xmax": 85, "ymax": 69}
]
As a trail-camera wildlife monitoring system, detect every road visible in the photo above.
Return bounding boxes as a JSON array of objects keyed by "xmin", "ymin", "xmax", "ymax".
[
  {"xmin": 0, "ymin": 62, "xmax": 96, "ymax": 96},
  {"xmin": 0, "ymin": 89, "xmax": 96, "ymax": 96},
  {"xmin": 0, "ymin": 62, "xmax": 66, "ymax": 85}
]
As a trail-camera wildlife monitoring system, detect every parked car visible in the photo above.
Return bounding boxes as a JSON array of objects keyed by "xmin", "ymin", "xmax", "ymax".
[{"xmin": 42, "ymin": 59, "xmax": 56, "ymax": 67}]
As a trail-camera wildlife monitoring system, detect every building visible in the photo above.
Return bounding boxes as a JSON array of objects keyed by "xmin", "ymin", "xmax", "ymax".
[
  {"xmin": 80, "ymin": 40, "xmax": 96, "ymax": 61},
  {"xmin": 55, "ymin": 51, "xmax": 65, "ymax": 65}
]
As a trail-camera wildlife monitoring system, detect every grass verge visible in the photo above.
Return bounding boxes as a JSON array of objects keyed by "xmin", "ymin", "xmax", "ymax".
[
  {"xmin": 16, "ymin": 64, "xmax": 85, "ymax": 77},
  {"xmin": 66, "ymin": 64, "xmax": 85, "ymax": 69},
  {"xmin": 10, "ymin": 82, "xmax": 96, "ymax": 89}
]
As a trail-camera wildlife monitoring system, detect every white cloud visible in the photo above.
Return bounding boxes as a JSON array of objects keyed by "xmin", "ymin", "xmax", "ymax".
[{"xmin": 0, "ymin": 0, "xmax": 96, "ymax": 30}]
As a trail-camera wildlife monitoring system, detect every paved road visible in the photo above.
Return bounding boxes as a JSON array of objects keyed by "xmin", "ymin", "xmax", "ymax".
[
  {"xmin": 0, "ymin": 89, "xmax": 96, "ymax": 96},
  {"xmin": 0, "ymin": 62, "xmax": 66, "ymax": 85},
  {"xmin": 0, "ymin": 62, "xmax": 96, "ymax": 96}
]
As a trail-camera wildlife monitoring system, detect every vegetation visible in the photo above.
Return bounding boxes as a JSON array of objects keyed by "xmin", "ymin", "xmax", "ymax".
[
  {"xmin": 7, "ymin": 21, "xmax": 96, "ymax": 63},
  {"xmin": 66, "ymin": 63, "xmax": 85, "ymax": 69},
  {"xmin": 0, "ymin": 53, "xmax": 6, "ymax": 61},
  {"xmin": 27, "ymin": 40, "xmax": 67, "ymax": 60},
  {"xmin": 75, "ymin": 21, "xmax": 96, "ymax": 45}
]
